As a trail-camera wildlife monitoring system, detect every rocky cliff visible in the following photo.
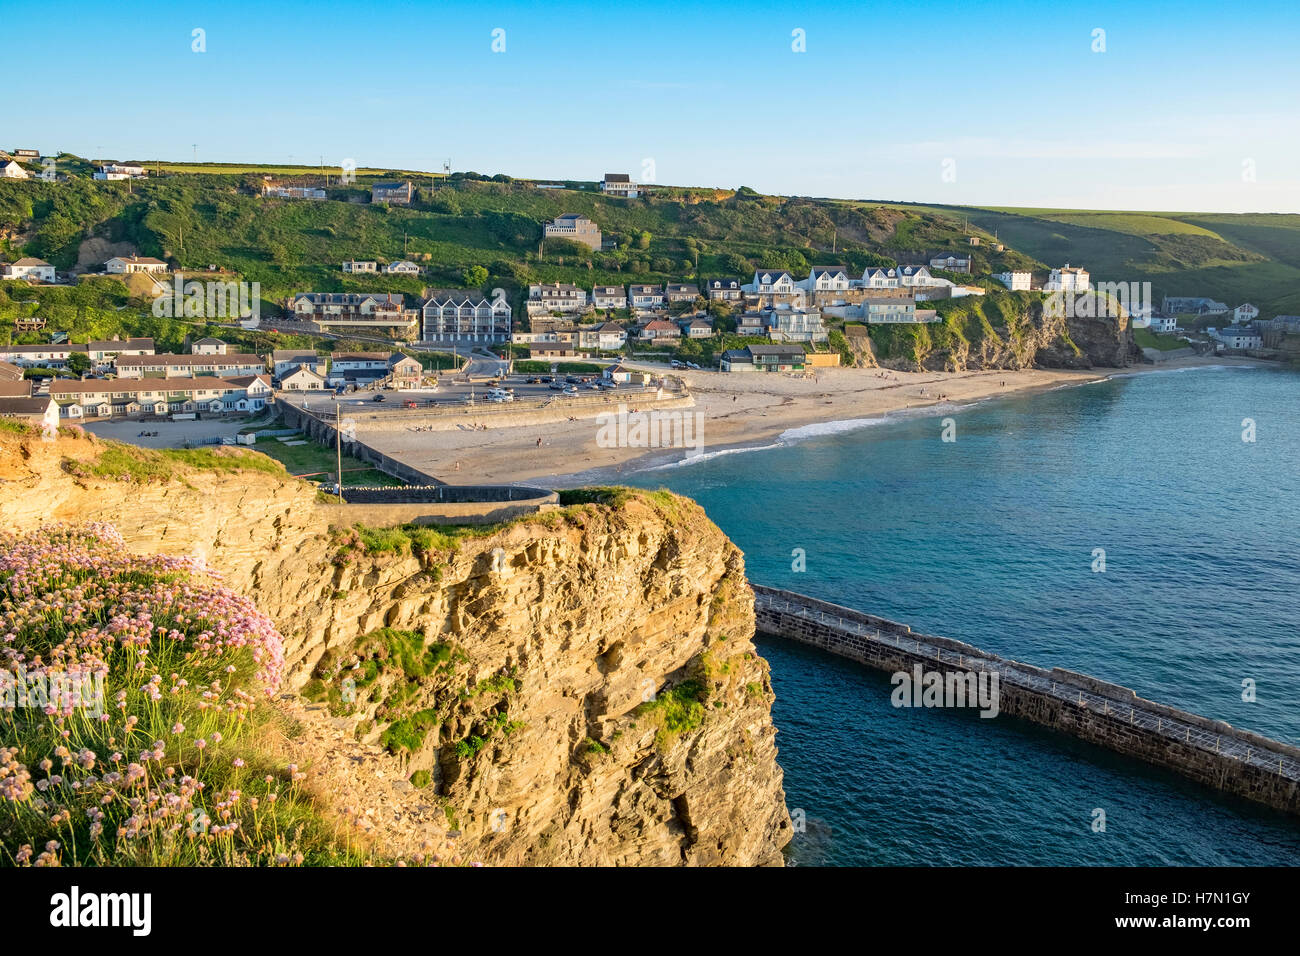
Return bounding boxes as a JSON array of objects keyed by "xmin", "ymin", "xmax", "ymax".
[
  {"xmin": 863, "ymin": 291, "xmax": 1139, "ymax": 372},
  {"xmin": 0, "ymin": 428, "xmax": 791, "ymax": 865}
]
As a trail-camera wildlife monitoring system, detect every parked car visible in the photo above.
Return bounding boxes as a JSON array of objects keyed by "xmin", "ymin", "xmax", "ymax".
[
  {"xmin": 525, "ymin": 377, "xmax": 541, "ymax": 384},
  {"xmin": 562, "ymin": 385, "xmax": 579, "ymax": 395},
  {"xmin": 539, "ymin": 376, "xmax": 553, "ymax": 383},
  {"xmin": 548, "ymin": 381, "xmax": 566, "ymax": 391},
  {"xmin": 372, "ymin": 393, "xmax": 386, "ymax": 402},
  {"xmin": 403, "ymin": 400, "xmax": 418, "ymax": 409}
]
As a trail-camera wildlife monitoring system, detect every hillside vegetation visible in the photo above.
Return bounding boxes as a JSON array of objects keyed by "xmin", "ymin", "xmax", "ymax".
[
  {"xmin": 1, "ymin": 156, "xmax": 1292, "ymax": 355},
  {"xmin": 896, "ymin": 204, "xmax": 1300, "ymax": 316}
]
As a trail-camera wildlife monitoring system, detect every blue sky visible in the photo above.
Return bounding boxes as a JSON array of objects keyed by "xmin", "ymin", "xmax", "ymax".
[{"xmin": 5, "ymin": 0, "xmax": 1299, "ymax": 212}]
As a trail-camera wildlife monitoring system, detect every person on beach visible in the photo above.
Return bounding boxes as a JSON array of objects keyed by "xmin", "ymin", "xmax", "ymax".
[{"xmin": 536, "ymin": 437, "xmax": 542, "ymax": 448}]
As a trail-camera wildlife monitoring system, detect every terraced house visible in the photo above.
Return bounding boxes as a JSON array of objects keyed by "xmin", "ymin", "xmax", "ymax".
[
  {"xmin": 0, "ymin": 343, "xmax": 87, "ymax": 367},
  {"xmin": 592, "ymin": 285, "xmax": 627, "ymax": 309},
  {"xmin": 113, "ymin": 352, "xmax": 265, "ymax": 379},
  {"xmin": 420, "ymin": 289, "xmax": 513, "ymax": 344},
  {"xmin": 628, "ymin": 284, "xmax": 666, "ymax": 310},
  {"xmin": 50, "ymin": 376, "xmax": 271, "ymax": 419},
  {"xmin": 288, "ymin": 292, "xmax": 419, "ymax": 336},
  {"xmin": 526, "ymin": 283, "xmax": 589, "ymax": 316}
]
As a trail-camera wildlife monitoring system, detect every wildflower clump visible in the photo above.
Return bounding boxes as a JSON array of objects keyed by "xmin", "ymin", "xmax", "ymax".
[{"xmin": 0, "ymin": 523, "xmax": 351, "ymax": 866}]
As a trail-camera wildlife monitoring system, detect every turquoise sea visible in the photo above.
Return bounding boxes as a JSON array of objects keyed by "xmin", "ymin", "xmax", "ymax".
[{"xmin": 627, "ymin": 364, "xmax": 1300, "ymax": 865}]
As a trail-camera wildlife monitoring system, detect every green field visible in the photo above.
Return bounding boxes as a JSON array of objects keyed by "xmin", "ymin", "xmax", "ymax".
[{"xmin": 249, "ymin": 434, "xmax": 396, "ymax": 486}]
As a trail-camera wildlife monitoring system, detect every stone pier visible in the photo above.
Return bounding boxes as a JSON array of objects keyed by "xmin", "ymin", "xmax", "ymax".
[{"xmin": 753, "ymin": 584, "xmax": 1300, "ymax": 816}]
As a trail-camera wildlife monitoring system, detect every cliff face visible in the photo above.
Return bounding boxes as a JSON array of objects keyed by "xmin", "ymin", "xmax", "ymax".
[
  {"xmin": 868, "ymin": 294, "xmax": 1138, "ymax": 372},
  {"xmin": 0, "ymin": 431, "xmax": 791, "ymax": 866}
]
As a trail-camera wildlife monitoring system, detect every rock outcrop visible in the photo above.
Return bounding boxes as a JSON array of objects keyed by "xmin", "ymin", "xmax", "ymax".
[{"xmin": 0, "ymin": 430, "xmax": 792, "ymax": 865}]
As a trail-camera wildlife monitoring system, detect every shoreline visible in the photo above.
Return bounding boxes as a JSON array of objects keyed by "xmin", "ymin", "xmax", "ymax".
[{"xmin": 356, "ymin": 355, "xmax": 1260, "ymax": 489}]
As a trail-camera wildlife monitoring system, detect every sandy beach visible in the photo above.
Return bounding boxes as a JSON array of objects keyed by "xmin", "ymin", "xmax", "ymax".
[{"xmin": 358, "ymin": 356, "xmax": 1250, "ymax": 489}]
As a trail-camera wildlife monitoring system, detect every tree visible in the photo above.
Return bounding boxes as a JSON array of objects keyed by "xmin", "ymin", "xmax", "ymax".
[
  {"xmin": 722, "ymin": 253, "xmax": 752, "ymax": 276},
  {"xmin": 636, "ymin": 231, "xmax": 652, "ymax": 250},
  {"xmin": 65, "ymin": 352, "xmax": 91, "ymax": 376},
  {"xmin": 462, "ymin": 265, "xmax": 488, "ymax": 288}
]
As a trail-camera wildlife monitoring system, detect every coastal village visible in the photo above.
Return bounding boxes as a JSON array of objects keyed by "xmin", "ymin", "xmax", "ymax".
[{"xmin": 0, "ymin": 152, "xmax": 1290, "ymax": 456}]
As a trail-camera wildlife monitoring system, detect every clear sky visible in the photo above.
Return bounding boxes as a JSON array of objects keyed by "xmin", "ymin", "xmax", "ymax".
[{"xmin": 5, "ymin": 0, "xmax": 1299, "ymax": 213}]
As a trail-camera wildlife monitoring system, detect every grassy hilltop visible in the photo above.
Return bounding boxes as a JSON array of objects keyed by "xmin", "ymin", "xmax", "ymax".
[{"xmin": 890, "ymin": 203, "xmax": 1300, "ymax": 316}]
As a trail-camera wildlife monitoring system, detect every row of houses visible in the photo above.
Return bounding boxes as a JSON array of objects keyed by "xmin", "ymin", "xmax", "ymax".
[
  {"xmin": 0, "ymin": 335, "xmax": 426, "ymax": 393},
  {"xmin": 342, "ymin": 259, "xmax": 421, "ymax": 275},
  {"xmin": 286, "ymin": 289, "xmax": 514, "ymax": 344},
  {"xmin": 526, "ymin": 281, "xmax": 703, "ymax": 316},
  {"xmin": 47, "ymin": 375, "xmax": 273, "ymax": 419}
]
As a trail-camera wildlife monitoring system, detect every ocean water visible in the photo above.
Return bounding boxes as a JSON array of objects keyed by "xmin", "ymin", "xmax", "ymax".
[{"xmin": 626, "ymin": 364, "xmax": 1300, "ymax": 865}]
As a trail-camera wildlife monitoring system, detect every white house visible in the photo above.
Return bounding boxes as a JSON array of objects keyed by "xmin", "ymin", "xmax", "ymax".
[
  {"xmin": 628, "ymin": 284, "xmax": 667, "ymax": 310},
  {"xmin": 928, "ymin": 254, "xmax": 972, "ymax": 273},
  {"xmin": 897, "ymin": 265, "xmax": 946, "ymax": 288},
  {"xmin": 93, "ymin": 163, "xmax": 146, "ymax": 181},
  {"xmin": 596, "ymin": 322, "xmax": 627, "ymax": 349},
  {"xmin": 385, "ymin": 260, "xmax": 421, "ymax": 275},
  {"xmin": 799, "ymin": 266, "xmax": 851, "ymax": 293},
  {"xmin": 860, "ymin": 267, "xmax": 900, "ymax": 289},
  {"xmin": 1150, "ymin": 315, "xmax": 1178, "ymax": 333},
  {"xmin": 0, "ymin": 396, "xmax": 59, "ymax": 432},
  {"xmin": 995, "ymin": 271, "xmax": 1032, "ymax": 291},
  {"xmin": 599, "ymin": 173, "xmax": 640, "ymax": 199},
  {"xmin": 766, "ymin": 308, "xmax": 828, "ymax": 344},
  {"xmin": 106, "ymin": 256, "xmax": 168, "ymax": 275},
  {"xmin": 1232, "ymin": 303, "xmax": 1259, "ymax": 324},
  {"xmin": 279, "ymin": 365, "xmax": 329, "ymax": 390},
  {"xmin": 270, "ymin": 349, "xmax": 326, "ymax": 379},
  {"xmin": 0, "ymin": 161, "xmax": 29, "ymax": 180},
  {"xmin": 342, "ymin": 260, "xmax": 377, "ymax": 273},
  {"xmin": 749, "ymin": 269, "xmax": 798, "ymax": 295},
  {"xmin": 525, "ymin": 283, "xmax": 589, "ymax": 315},
  {"xmin": 191, "ymin": 337, "xmax": 227, "ymax": 355},
  {"xmin": 592, "ymin": 285, "xmax": 627, "ymax": 310},
  {"xmin": 1216, "ymin": 327, "xmax": 1262, "ymax": 350},
  {"xmin": 1, "ymin": 258, "xmax": 55, "ymax": 282},
  {"xmin": 1044, "ymin": 265, "xmax": 1090, "ymax": 292},
  {"xmin": 705, "ymin": 278, "xmax": 743, "ymax": 301}
]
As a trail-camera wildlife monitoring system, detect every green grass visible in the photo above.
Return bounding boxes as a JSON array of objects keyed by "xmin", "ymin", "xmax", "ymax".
[
  {"xmin": 251, "ymin": 434, "xmax": 394, "ymax": 485},
  {"xmin": 66, "ymin": 441, "xmax": 289, "ymax": 483},
  {"xmin": 635, "ymin": 679, "xmax": 708, "ymax": 752},
  {"xmin": 1133, "ymin": 327, "xmax": 1189, "ymax": 351}
]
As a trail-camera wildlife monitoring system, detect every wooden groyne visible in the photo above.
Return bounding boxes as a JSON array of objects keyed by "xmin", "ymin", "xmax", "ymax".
[{"xmin": 752, "ymin": 584, "xmax": 1300, "ymax": 816}]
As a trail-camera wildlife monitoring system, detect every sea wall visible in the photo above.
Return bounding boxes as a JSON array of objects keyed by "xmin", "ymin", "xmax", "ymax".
[{"xmin": 753, "ymin": 585, "xmax": 1300, "ymax": 815}]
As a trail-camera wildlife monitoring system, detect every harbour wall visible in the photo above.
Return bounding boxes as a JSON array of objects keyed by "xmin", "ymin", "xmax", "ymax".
[{"xmin": 753, "ymin": 584, "xmax": 1300, "ymax": 816}]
